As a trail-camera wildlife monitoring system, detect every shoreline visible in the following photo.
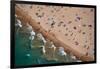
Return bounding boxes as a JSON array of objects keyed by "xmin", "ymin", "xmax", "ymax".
[{"xmin": 15, "ymin": 5, "xmax": 94, "ymax": 61}]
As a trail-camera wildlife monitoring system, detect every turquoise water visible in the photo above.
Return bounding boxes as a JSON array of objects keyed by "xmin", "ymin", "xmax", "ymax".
[
  {"xmin": 15, "ymin": 27, "xmax": 62, "ymax": 67},
  {"xmin": 15, "ymin": 24, "xmax": 76, "ymax": 67}
]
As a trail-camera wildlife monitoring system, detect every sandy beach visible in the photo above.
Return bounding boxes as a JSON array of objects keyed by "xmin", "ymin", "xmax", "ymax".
[{"xmin": 15, "ymin": 4, "xmax": 95, "ymax": 61}]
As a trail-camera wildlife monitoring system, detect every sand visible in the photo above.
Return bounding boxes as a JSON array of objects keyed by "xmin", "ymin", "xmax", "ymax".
[{"xmin": 15, "ymin": 4, "xmax": 95, "ymax": 61}]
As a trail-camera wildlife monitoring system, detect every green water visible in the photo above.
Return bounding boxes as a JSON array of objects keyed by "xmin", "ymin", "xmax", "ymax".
[
  {"xmin": 15, "ymin": 28, "xmax": 62, "ymax": 67},
  {"xmin": 15, "ymin": 24, "xmax": 76, "ymax": 67}
]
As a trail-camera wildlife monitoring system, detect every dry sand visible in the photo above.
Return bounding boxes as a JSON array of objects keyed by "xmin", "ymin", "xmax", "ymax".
[{"xmin": 15, "ymin": 4, "xmax": 95, "ymax": 61}]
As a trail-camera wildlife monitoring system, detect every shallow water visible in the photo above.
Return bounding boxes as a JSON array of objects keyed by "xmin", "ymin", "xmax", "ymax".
[
  {"xmin": 15, "ymin": 29, "xmax": 61, "ymax": 66},
  {"xmin": 15, "ymin": 24, "xmax": 77, "ymax": 67}
]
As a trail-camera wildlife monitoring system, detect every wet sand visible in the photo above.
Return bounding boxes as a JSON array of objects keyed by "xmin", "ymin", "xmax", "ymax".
[{"xmin": 15, "ymin": 4, "xmax": 95, "ymax": 61}]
